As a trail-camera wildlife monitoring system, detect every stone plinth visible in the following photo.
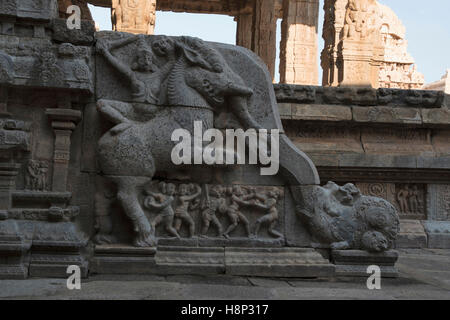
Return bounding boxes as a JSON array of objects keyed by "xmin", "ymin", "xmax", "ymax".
[
  {"xmin": 338, "ymin": 39, "xmax": 377, "ymax": 88},
  {"xmin": 395, "ymin": 220, "xmax": 427, "ymax": 249},
  {"xmin": 332, "ymin": 250, "xmax": 399, "ymax": 278}
]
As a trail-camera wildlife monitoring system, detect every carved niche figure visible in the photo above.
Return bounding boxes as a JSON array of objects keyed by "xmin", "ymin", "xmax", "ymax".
[
  {"xmin": 25, "ymin": 160, "xmax": 48, "ymax": 191},
  {"xmin": 200, "ymin": 185, "xmax": 226, "ymax": 238},
  {"xmin": 173, "ymin": 183, "xmax": 201, "ymax": 238},
  {"xmin": 297, "ymin": 182, "xmax": 399, "ymax": 252},
  {"xmin": 143, "ymin": 181, "xmax": 180, "ymax": 238},
  {"xmin": 396, "ymin": 185, "xmax": 410, "ymax": 213},
  {"xmin": 408, "ymin": 185, "xmax": 420, "ymax": 214},
  {"xmin": 112, "ymin": 0, "xmax": 156, "ymax": 35},
  {"xmin": 252, "ymin": 187, "xmax": 283, "ymax": 239},
  {"xmin": 222, "ymin": 185, "xmax": 253, "ymax": 239}
]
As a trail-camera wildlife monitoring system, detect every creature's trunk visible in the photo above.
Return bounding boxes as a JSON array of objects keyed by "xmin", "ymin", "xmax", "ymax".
[{"xmin": 167, "ymin": 57, "xmax": 187, "ymax": 106}]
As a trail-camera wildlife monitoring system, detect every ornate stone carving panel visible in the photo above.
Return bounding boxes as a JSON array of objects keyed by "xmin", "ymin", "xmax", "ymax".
[
  {"xmin": 427, "ymin": 184, "xmax": 450, "ymax": 221},
  {"xmin": 356, "ymin": 182, "xmax": 426, "ymax": 220}
]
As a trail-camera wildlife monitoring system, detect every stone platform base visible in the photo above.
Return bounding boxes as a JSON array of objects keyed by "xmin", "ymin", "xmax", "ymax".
[
  {"xmin": 332, "ymin": 250, "xmax": 399, "ymax": 278},
  {"xmin": 91, "ymin": 245, "xmax": 335, "ymax": 278},
  {"xmin": 423, "ymin": 221, "xmax": 450, "ymax": 249},
  {"xmin": 395, "ymin": 220, "xmax": 427, "ymax": 249}
]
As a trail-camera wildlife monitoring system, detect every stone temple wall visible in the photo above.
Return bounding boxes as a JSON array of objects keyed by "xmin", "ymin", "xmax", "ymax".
[
  {"xmin": 0, "ymin": 0, "xmax": 447, "ymax": 280},
  {"xmin": 276, "ymin": 84, "xmax": 450, "ymax": 249}
]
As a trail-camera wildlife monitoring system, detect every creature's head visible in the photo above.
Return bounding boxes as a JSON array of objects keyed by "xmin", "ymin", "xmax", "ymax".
[
  {"xmin": 132, "ymin": 48, "xmax": 154, "ymax": 72},
  {"xmin": 337, "ymin": 183, "xmax": 361, "ymax": 206},
  {"xmin": 365, "ymin": 206, "xmax": 400, "ymax": 240},
  {"xmin": 166, "ymin": 183, "xmax": 176, "ymax": 196},
  {"xmin": 268, "ymin": 188, "xmax": 282, "ymax": 200},
  {"xmin": 361, "ymin": 230, "xmax": 389, "ymax": 252},
  {"xmin": 152, "ymin": 36, "xmax": 175, "ymax": 57},
  {"xmin": 178, "ymin": 184, "xmax": 189, "ymax": 196},
  {"xmin": 185, "ymin": 68, "xmax": 253, "ymax": 107},
  {"xmin": 232, "ymin": 185, "xmax": 243, "ymax": 196},
  {"xmin": 210, "ymin": 185, "xmax": 224, "ymax": 198}
]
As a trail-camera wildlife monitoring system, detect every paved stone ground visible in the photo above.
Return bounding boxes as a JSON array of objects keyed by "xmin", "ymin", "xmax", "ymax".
[{"xmin": 0, "ymin": 249, "xmax": 449, "ymax": 300}]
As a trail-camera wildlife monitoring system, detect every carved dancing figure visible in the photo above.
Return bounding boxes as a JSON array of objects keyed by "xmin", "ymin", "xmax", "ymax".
[
  {"xmin": 223, "ymin": 185, "xmax": 252, "ymax": 239},
  {"xmin": 143, "ymin": 182, "xmax": 180, "ymax": 238},
  {"xmin": 174, "ymin": 183, "xmax": 201, "ymax": 238},
  {"xmin": 252, "ymin": 188, "xmax": 283, "ymax": 239},
  {"xmin": 200, "ymin": 185, "xmax": 226, "ymax": 237}
]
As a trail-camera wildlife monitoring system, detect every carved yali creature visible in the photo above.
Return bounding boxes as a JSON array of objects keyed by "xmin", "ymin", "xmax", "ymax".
[
  {"xmin": 95, "ymin": 33, "xmax": 340, "ymax": 247},
  {"xmin": 96, "ymin": 34, "xmax": 274, "ymax": 246},
  {"xmin": 297, "ymin": 182, "xmax": 399, "ymax": 252}
]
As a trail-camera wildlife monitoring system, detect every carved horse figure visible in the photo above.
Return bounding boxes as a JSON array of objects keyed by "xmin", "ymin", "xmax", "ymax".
[{"xmin": 95, "ymin": 33, "xmax": 319, "ymax": 246}]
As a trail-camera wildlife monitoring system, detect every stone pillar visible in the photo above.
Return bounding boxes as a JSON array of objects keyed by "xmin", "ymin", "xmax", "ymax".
[
  {"xmin": 321, "ymin": 0, "xmax": 348, "ymax": 86},
  {"xmin": 235, "ymin": 12, "xmax": 253, "ymax": 50},
  {"xmin": 111, "ymin": 0, "xmax": 157, "ymax": 35},
  {"xmin": 280, "ymin": 0, "xmax": 319, "ymax": 85},
  {"xmin": 251, "ymin": 0, "xmax": 277, "ymax": 80},
  {"xmin": 334, "ymin": 0, "xmax": 382, "ymax": 87},
  {"xmin": 46, "ymin": 107, "xmax": 81, "ymax": 192}
]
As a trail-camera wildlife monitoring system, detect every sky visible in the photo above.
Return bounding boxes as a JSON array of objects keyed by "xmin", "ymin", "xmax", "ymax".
[{"xmin": 89, "ymin": 0, "xmax": 450, "ymax": 84}]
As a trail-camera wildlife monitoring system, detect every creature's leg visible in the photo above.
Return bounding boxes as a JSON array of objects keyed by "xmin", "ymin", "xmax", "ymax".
[
  {"xmin": 201, "ymin": 215, "xmax": 211, "ymax": 236},
  {"xmin": 238, "ymin": 212, "xmax": 251, "ymax": 236},
  {"xmin": 223, "ymin": 214, "xmax": 238, "ymax": 238},
  {"xmin": 211, "ymin": 215, "xmax": 223, "ymax": 236},
  {"xmin": 151, "ymin": 214, "xmax": 163, "ymax": 235},
  {"xmin": 174, "ymin": 217, "xmax": 182, "ymax": 232},
  {"xmin": 253, "ymin": 215, "xmax": 270, "ymax": 237},
  {"xmin": 181, "ymin": 213, "xmax": 196, "ymax": 238},
  {"xmin": 268, "ymin": 221, "xmax": 283, "ymax": 238},
  {"xmin": 115, "ymin": 177, "xmax": 155, "ymax": 247},
  {"xmin": 228, "ymin": 96, "xmax": 262, "ymax": 130},
  {"xmin": 164, "ymin": 215, "xmax": 181, "ymax": 238}
]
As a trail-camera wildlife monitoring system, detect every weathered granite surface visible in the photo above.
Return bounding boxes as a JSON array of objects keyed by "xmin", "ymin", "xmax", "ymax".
[{"xmin": 0, "ymin": 0, "xmax": 433, "ymax": 280}]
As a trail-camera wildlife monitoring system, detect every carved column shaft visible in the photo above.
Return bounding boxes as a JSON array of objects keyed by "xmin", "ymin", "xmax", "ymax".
[
  {"xmin": 235, "ymin": 12, "xmax": 253, "ymax": 50},
  {"xmin": 111, "ymin": 0, "xmax": 157, "ymax": 35},
  {"xmin": 280, "ymin": 0, "xmax": 319, "ymax": 85},
  {"xmin": 321, "ymin": 0, "xmax": 348, "ymax": 86},
  {"xmin": 251, "ymin": 0, "xmax": 277, "ymax": 80},
  {"xmin": 46, "ymin": 109, "xmax": 81, "ymax": 193}
]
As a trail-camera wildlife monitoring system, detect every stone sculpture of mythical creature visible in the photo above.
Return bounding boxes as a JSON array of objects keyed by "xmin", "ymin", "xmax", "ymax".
[{"xmin": 297, "ymin": 182, "xmax": 399, "ymax": 252}]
